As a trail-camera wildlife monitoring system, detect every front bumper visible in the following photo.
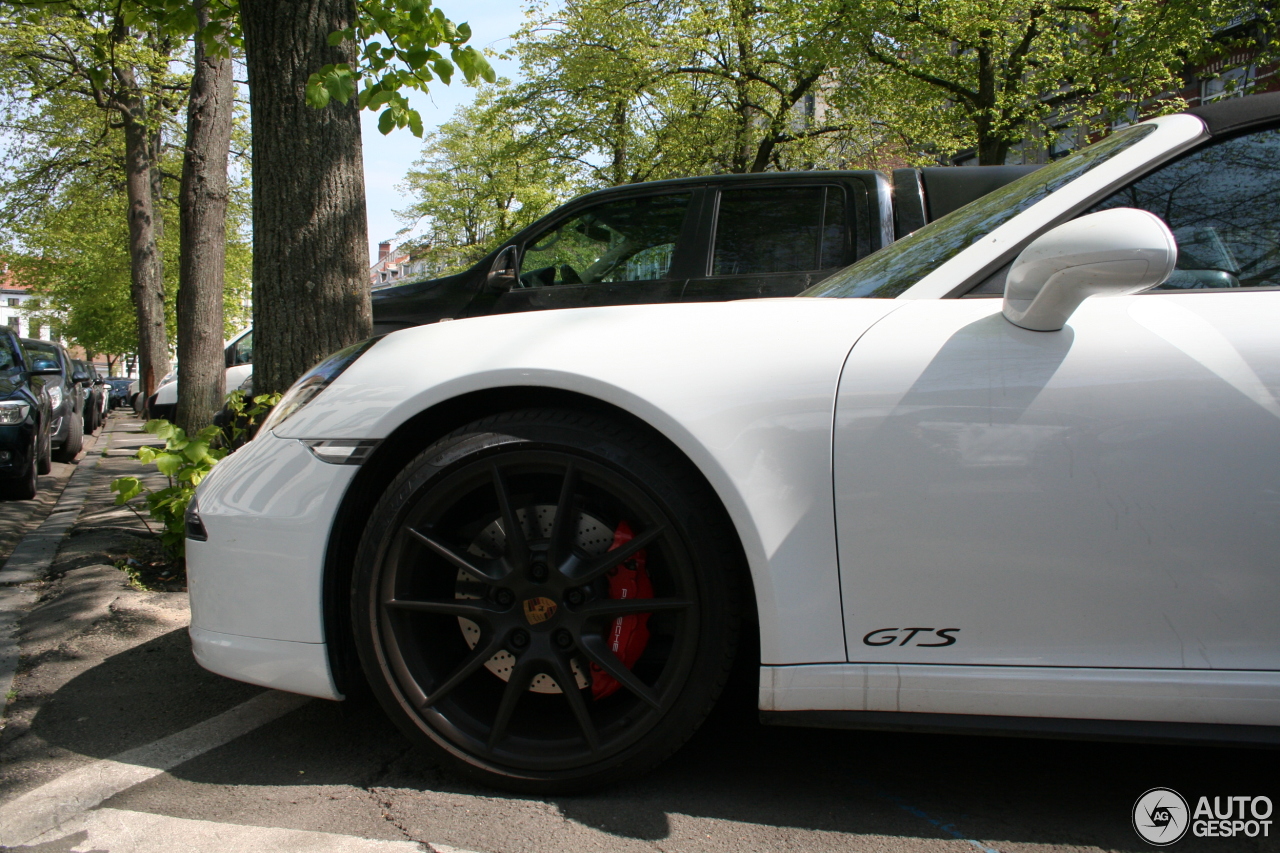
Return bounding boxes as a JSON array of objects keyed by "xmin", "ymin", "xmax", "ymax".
[
  {"xmin": 0, "ymin": 422, "xmax": 36, "ymax": 481},
  {"xmin": 186, "ymin": 430, "xmax": 359, "ymax": 699}
]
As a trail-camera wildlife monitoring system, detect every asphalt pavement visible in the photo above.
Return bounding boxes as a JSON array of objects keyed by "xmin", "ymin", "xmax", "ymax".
[{"xmin": 0, "ymin": 411, "xmax": 1276, "ymax": 853}]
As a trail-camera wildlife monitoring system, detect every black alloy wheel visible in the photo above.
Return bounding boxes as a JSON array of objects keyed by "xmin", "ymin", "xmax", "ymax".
[
  {"xmin": 53, "ymin": 404, "xmax": 82, "ymax": 463},
  {"xmin": 353, "ymin": 409, "xmax": 743, "ymax": 792}
]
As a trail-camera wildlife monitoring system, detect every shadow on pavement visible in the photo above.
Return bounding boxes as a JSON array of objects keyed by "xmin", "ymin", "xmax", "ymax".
[
  {"xmin": 30, "ymin": 633, "xmax": 1280, "ymax": 852},
  {"xmin": 27, "ymin": 628, "xmax": 262, "ymax": 763}
]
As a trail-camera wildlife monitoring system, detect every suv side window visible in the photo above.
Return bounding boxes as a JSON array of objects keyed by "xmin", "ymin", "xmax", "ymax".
[
  {"xmin": 520, "ymin": 193, "xmax": 691, "ymax": 287},
  {"xmin": 1088, "ymin": 127, "xmax": 1280, "ymax": 290},
  {"xmin": 712, "ymin": 186, "xmax": 849, "ymax": 276}
]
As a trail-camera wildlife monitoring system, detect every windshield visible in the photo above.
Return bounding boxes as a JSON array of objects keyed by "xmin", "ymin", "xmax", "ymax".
[{"xmin": 803, "ymin": 124, "xmax": 1157, "ymax": 299}]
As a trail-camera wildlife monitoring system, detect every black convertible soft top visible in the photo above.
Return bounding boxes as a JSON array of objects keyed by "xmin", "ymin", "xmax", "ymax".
[{"xmin": 1186, "ymin": 90, "xmax": 1280, "ymax": 136}]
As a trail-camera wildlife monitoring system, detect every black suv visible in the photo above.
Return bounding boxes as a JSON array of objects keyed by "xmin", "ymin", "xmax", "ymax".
[
  {"xmin": 369, "ymin": 167, "xmax": 1037, "ymax": 333},
  {"xmin": 0, "ymin": 328, "xmax": 54, "ymax": 500},
  {"xmin": 22, "ymin": 339, "xmax": 84, "ymax": 463}
]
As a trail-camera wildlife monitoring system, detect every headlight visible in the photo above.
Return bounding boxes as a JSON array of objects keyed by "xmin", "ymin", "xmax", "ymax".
[
  {"xmin": 0, "ymin": 401, "xmax": 31, "ymax": 425},
  {"xmin": 47, "ymin": 386, "xmax": 63, "ymax": 411},
  {"xmin": 258, "ymin": 337, "xmax": 382, "ymax": 434}
]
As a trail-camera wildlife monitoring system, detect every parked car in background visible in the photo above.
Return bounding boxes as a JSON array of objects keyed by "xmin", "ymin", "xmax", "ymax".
[
  {"xmin": 104, "ymin": 378, "xmax": 133, "ymax": 409},
  {"xmin": 147, "ymin": 328, "xmax": 253, "ymax": 423},
  {"xmin": 71, "ymin": 359, "xmax": 107, "ymax": 434},
  {"xmin": 0, "ymin": 329, "xmax": 54, "ymax": 500},
  {"xmin": 189, "ymin": 92, "xmax": 1280, "ymax": 792},
  {"xmin": 369, "ymin": 166, "xmax": 1039, "ymax": 332},
  {"xmin": 22, "ymin": 339, "xmax": 83, "ymax": 463}
]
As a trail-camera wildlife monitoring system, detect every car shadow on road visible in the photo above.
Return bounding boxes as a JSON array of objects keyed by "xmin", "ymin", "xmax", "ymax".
[{"xmin": 27, "ymin": 632, "xmax": 1280, "ymax": 853}]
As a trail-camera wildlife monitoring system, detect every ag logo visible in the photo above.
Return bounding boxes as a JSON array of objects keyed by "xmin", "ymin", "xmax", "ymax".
[{"xmin": 1133, "ymin": 788, "xmax": 1190, "ymax": 846}]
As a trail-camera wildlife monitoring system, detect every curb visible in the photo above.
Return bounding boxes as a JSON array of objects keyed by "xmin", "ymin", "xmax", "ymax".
[{"xmin": 0, "ymin": 417, "xmax": 118, "ymax": 717}]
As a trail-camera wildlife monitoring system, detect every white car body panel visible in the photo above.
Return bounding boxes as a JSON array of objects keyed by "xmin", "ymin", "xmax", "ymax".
[
  {"xmin": 199, "ymin": 299, "xmax": 902, "ymax": 669},
  {"xmin": 188, "ymin": 434, "xmax": 358, "ymax": 645},
  {"xmin": 834, "ymin": 293, "xmax": 1280, "ymax": 671},
  {"xmin": 760, "ymin": 665, "xmax": 1280, "ymax": 726},
  {"xmin": 152, "ymin": 364, "xmax": 252, "ymax": 407},
  {"xmin": 190, "ymin": 626, "xmax": 342, "ymax": 700}
]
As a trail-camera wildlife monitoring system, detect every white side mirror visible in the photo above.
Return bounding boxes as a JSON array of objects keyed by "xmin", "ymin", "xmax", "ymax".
[{"xmin": 1002, "ymin": 207, "xmax": 1177, "ymax": 332}]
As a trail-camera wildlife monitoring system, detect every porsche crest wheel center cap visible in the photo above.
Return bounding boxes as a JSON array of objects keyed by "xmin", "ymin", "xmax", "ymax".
[{"xmin": 522, "ymin": 596, "xmax": 558, "ymax": 626}]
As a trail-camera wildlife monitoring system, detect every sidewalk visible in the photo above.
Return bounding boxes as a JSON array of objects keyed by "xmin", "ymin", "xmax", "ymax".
[{"xmin": 0, "ymin": 409, "xmax": 210, "ymax": 800}]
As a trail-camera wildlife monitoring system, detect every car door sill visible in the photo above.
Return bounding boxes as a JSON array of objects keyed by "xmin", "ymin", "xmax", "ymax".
[
  {"xmin": 759, "ymin": 663, "xmax": 1280, "ymax": 728},
  {"xmin": 760, "ymin": 708, "xmax": 1280, "ymax": 746}
]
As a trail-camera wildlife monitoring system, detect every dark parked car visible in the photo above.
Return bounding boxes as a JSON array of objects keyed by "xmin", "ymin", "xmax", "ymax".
[
  {"xmin": 104, "ymin": 378, "xmax": 133, "ymax": 409},
  {"xmin": 370, "ymin": 168, "xmax": 1038, "ymax": 333},
  {"xmin": 0, "ymin": 329, "xmax": 54, "ymax": 500},
  {"xmin": 72, "ymin": 359, "xmax": 107, "ymax": 434},
  {"xmin": 22, "ymin": 339, "xmax": 83, "ymax": 463}
]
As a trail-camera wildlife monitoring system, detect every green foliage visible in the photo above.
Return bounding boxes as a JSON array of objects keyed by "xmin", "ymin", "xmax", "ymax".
[
  {"xmin": 396, "ymin": 84, "xmax": 577, "ymax": 275},
  {"xmin": 220, "ymin": 389, "xmax": 282, "ymax": 448},
  {"xmin": 112, "ymin": 419, "xmax": 226, "ymax": 560},
  {"xmin": 110, "ymin": 391, "xmax": 281, "ymax": 561},
  {"xmin": 848, "ymin": 0, "xmax": 1271, "ymax": 164},
  {"xmin": 307, "ymin": 0, "xmax": 496, "ymax": 137},
  {"xmin": 508, "ymin": 0, "xmax": 889, "ymax": 184}
]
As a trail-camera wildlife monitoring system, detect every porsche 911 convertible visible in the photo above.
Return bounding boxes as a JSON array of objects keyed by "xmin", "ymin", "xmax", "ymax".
[{"xmin": 187, "ymin": 92, "xmax": 1280, "ymax": 791}]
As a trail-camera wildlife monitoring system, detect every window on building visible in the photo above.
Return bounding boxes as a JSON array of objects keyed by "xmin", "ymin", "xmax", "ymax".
[
  {"xmin": 6, "ymin": 298, "xmax": 18, "ymax": 308},
  {"xmin": 1201, "ymin": 65, "xmax": 1254, "ymax": 102}
]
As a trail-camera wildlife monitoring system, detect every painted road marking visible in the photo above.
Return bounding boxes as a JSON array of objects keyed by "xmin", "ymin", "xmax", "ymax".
[{"xmin": 0, "ymin": 690, "xmax": 309, "ymax": 847}]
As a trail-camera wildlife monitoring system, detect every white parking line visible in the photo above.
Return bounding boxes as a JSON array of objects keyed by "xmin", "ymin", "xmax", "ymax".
[
  {"xmin": 0, "ymin": 690, "xmax": 309, "ymax": 847},
  {"xmin": 23, "ymin": 808, "xmax": 433, "ymax": 852}
]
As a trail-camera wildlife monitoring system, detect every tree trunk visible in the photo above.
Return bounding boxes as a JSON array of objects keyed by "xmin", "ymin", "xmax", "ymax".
[
  {"xmin": 240, "ymin": 0, "xmax": 372, "ymax": 396},
  {"xmin": 121, "ymin": 92, "xmax": 171, "ymax": 400},
  {"xmin": 176, "ymin": 0, "xmax": 235, "ymax": 434}
]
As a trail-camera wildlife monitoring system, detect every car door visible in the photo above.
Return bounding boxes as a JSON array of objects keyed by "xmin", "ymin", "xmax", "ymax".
[
  {"xmin": 681, "ymin": 183, "xmax": 861, "ymax": 303},
  {"xmin": 483, "ymin": 191, "xmax": 696, "ymax": 316},
  {"xmin": 833, "ymin": 124, "xmax": 1280, "ymax": 674}
]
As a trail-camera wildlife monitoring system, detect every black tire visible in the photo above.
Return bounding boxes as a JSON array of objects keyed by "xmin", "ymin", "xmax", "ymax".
[
  {"xmin": 0, "ymin": 439, "xmax": 39, "ymax": 501},
  {"xmin": 352, "ymin": 409, "xmax": 743, "ymax": 793},
  {"xmin": 53, "ymin": 407, "xmax": 83, "ymax": 462},
  {"xmin": 36, "ymin": 424, "xmax": 52, "ymax": 475}
]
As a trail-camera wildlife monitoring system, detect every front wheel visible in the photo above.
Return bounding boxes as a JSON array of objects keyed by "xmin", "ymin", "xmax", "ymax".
[
  {"xmin": 53, "ymin": 407, "xmax": 82, "ymax": 463},
  {"xmin": 352, "ymin": 409, "xmax": 743, "ymax": 793}
]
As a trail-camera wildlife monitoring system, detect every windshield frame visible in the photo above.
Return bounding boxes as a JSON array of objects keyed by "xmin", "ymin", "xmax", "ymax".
[{"xmin": 804, "ymin": 114, "xmax": 1208, "ymax": 301}]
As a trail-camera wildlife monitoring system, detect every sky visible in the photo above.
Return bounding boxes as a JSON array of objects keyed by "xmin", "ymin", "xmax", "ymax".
[{"xmin": 359, "ymin": 1, "xmax": 529, "ymax": 265}]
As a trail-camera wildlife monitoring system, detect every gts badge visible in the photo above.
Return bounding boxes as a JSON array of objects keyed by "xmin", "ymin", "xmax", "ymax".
[{"xmin": 863, "ymin": 628, "xmax": 959, "ymax": 647}]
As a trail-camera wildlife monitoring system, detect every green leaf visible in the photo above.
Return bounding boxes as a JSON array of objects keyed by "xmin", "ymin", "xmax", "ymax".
[
  {"xmin": 378, "ymin": 107, "xmax": 396, "ymax": 135},
  {"xmin": 154, "ymin": 454, "xmax": 183, "ymax": 477},
  {"xmin": 306, "ymin": 75, "xmax": 332, "ymax": 109}
]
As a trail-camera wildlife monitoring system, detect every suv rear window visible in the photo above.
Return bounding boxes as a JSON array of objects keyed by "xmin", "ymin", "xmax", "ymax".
[{"xmin": 712, "ymin": 186, "xmax": 848, "ymax": 275}]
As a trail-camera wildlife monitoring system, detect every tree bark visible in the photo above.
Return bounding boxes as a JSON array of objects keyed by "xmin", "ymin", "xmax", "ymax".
[
  {"xmin": 120, "ymin": 85, "xmax": 171, "ymax": 400},
  {"xmin": 176, "ymin": 0, "xmax": 235, "ymax": 434},
  {"xmin": 240, "ymin": 0, "xmax": 372, "ymax": 396}
]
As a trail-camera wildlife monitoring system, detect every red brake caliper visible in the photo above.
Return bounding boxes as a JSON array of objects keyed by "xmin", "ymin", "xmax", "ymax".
[{"xmin": 589, "ymin": 521, "xmax": 653, "ymax": 700}]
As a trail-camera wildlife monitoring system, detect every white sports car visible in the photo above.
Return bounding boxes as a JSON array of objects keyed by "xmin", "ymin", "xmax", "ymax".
[{"xmin": 188, "ymin": 93, "xmax": 1280, "ymax": 791}]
